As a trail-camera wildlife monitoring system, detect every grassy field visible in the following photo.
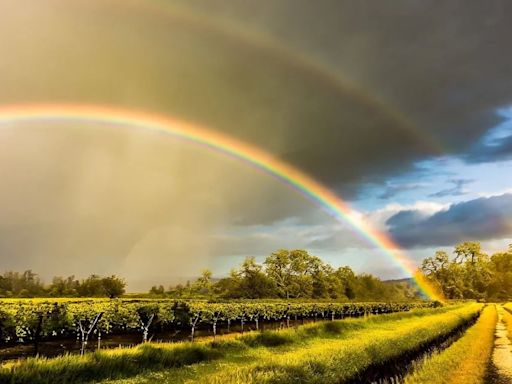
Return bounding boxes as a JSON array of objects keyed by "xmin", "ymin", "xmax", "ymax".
[
  {"xmin": 183, "ymin": 303, "xmax": 481, "ymax": 384},
  {"xmin": 404, "ymin": 304, "xmax": 496, "ymax": 384},
  {"xmin": 0, "ymin": 303, "xmax": 491, "ymax": 384}
]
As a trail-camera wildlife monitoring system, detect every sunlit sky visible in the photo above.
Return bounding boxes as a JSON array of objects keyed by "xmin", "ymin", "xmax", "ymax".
[{"xmin": 1, "ymin": 0, "xmax": 511, "ymax": 290}]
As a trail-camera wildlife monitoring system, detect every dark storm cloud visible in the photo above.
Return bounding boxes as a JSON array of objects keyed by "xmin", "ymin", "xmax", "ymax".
[
  {"xmin": 178, "ymin": 0, "xmax": 512, "ymax": 157},
  {"xmin": 387, "ymin": 193, "xmax": 512, "ymax": 247},
  {"xmin": 429, "ymin": 179, "xmax": 474, "ymax": 198},
  {"xmin": 465, "ymin": 132, "xmax": 512, "ymax": 163},
  {"xmin": 0, "ymin": 0, "xmax": 435, "ymax": 195},
  {"xmin": 3, "ymin": 0, "xmax": 512, "ymax": 197}
]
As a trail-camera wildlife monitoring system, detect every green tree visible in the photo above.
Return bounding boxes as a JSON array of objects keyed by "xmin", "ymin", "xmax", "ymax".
[
  {"xmin": 264, "ymin": 249, "xmax": 320, "ymax": 299},
  {"xmin": 102, "ymin": 275, "xmax": 126, "ymax": 298},
  {"xmin": 193, "ymin": 269, "xmax": 213, "ymax": 295},
  {"xmin": 237, "ymin": 257, "xmax": 276, "ymax": 298}
]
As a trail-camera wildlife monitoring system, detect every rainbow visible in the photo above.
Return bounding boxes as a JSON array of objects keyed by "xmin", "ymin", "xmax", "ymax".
[
  {"xmin": 132, "ymin": 0, "xmax": 443, "ymax": 155},
  {"xmin": 0, "ymin": 104, "xmax": 442, "ymax": 301}
]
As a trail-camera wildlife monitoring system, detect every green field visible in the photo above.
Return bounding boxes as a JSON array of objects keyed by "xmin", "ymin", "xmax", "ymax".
[{"xmin": 3, "ymin": 301, "xmax": 509, "ymax": 383}]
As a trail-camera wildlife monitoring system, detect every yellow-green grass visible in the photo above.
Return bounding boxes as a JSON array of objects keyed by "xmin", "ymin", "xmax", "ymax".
[
  {"xmin": 404, "ymin": 304, "xmax": 497, "ymax": 384},
  {"xmin": 0, "ymin": 303, "xmax": 476, "ymax": 384},
  {"xmin": 185, "ymin": 303, "xmax": 481, "ymax": 384}
]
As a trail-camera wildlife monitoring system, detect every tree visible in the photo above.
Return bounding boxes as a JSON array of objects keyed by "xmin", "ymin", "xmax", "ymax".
[
  {"xmin": 213, "ymin": 269, "xmax": 243, "ymax": 298},
  {"xmin": 488, "ymin": 249, "xmax": 512, "ymax": 300},
  {"xmin": 264, "ymin": 249, "xmax": 319, "ymax": 299},
  {"xmin": 237, "ymin": 257, "xmax": 276, "ymax": 298},
  {"xmin": 149, "ymin": 285, "xmax": 165, "ymax": 295},
  {"xmin": 454, "ymin": 241, "xmax": 485, "ymax": 264},
  {"xmin": 419, "ymin": 241, "xmax": 510, "ymax": 300},
  {"xmin": 101, "ymin": 275, "xmax": 126, "ymax": 298},
  {"xmin": 421, "ymin": 251, "xmax": 449, "ymax": 275},
  {"xmin": 193, "ymin": 269, "xmax": 213, "ymax": 295},
  {"xmin": 48, "ymin": 276, "xmax": 79, "ymax": 297},
  {"xmin": 264, "ymin": 249, "xmax": 292, "ymax": 298}
]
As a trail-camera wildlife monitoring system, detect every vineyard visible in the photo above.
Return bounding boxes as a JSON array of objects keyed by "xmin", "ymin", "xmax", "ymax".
[
  {"xmin": 2, "ymin": 301, "xmax": 512, "ymax": 384},
  {"xmin": 0, "ymin": 299, "xmax": 436, "ymax": 353},
  {"xmin": 0, "ymin": 302, "xmax": 497, "ymax": 384}
]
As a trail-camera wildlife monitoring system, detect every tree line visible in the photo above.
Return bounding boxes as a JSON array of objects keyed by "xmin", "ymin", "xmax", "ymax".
[
  {"xmin": 420, "ymin": 241, "xmax": 512, "ymax": 300},
  {"xmin": 0, "ymin": 271, "xmax": 126, "ymax": 298},
  {"xmin": 150, "ymin": 249, "xmax": 417, "ymax": 301},
  {"xmin": 10, "ymin": 242, "xmax": 506, "ymax": 301}
]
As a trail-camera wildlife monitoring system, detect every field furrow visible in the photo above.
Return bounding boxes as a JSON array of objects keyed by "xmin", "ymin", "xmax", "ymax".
[{"xmin": 404, "ymin": 304, "xmax": 496, "ymax": 384}]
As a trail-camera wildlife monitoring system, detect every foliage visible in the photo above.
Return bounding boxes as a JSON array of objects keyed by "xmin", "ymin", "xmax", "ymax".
[
  {"xmin": 420, "ymin": 242, "xmax": 512, "ymax": 300},
  {"xmin": 0, "ymin": 273, "xmax": 126, "ymax": 299},
  {"xmin": 0, "ymin": 298, "xmax": 435, "ymax": 345},
  {"xmin": 164, "ymin": 249, "xmax": 417, "ymax": 301}
]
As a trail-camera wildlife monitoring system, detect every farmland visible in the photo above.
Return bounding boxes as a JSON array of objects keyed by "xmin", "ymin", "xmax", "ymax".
[
  {"xmin": 0, "ymin": 298, "xmax": 432, "ymax": 357},
  {"xmin": 2, "ymin": 245, "xmax": 512, "ymax": 383},
  {"xmin": 2, "ymin": 300, "xmax": 511, "ymax": 383}
]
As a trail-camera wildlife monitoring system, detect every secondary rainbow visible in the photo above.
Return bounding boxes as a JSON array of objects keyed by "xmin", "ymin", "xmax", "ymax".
[{"xmin": 0, "ymin": 104, "xmax": 442, "ymax": 301}]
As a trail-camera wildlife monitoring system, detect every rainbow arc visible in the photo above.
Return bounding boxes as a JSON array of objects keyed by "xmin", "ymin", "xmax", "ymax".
[{"xmin": 0, "ymin": 104, "xmax": 443, "ymax": 301}]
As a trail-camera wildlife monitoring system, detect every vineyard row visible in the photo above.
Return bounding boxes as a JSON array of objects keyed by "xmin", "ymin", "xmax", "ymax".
[{"xmin": 0, "ymin": 300, "xmax": 438, "ymax": 348}]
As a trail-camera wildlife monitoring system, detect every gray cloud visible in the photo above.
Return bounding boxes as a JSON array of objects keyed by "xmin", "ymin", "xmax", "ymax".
[
  {"xmin": 387, "ymin": 193, "xmax": 512, "ymax": 247},
  {"xmin": 378, "ymin": 183, "xmax": 427, "ymax": 200},
  {"xmin": 176, "ymin": 0, "xmax": 512, "ymax": 159},
  {"xmin": 429, "ymin": 179, "xmax": 474, "ymax": 198},
  {"xmin": 466, "ymin": 133, "xmax": 512, "ymax": 164},
  {"xmin": 1, "ymin": 0, "xmax": 512, "ymax": 287},
  {"xmin": 2, "ymin": 0, "xmax": 512, "ymax": 195}
]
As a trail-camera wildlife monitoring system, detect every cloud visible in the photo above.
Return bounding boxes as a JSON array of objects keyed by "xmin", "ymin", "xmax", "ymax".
[
  {"xmin": 175, "ymin": 0, "xmax": 512, "ymax": 163},
  {"xmin": 2, "ymin": 0, "xmax": 512, "ymax": 195},
  {"xmin": 429, "ymin": 179, "xmax": 474, "ymax": 198},
  {"xmin": 378, "ymin": 183, "xmax": 427, "ymax": 200},
  {"xmin": 387, "ymin": 193, "xmax": 512, "ymax": 247},
  {"xmin": 464, "ymin": 107, "xmax": 512, "ymax": 163},
  {"xmin": 1, "ymin": 1, "xmax": 512, "ymax": 287}
]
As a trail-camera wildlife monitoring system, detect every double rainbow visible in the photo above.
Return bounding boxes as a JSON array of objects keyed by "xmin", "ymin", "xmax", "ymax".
[{"xmin": 0, "ymin": 104, "xmax": 442, "ymax": 301}]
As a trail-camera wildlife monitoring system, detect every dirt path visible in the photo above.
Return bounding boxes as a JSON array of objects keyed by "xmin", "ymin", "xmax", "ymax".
[{"xmin": 491, "ymin": 306, "xmax": 512, "ymax": 382}]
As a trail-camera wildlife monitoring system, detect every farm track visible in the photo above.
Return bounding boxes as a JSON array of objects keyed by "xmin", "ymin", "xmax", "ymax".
[
  {"xmin": 490, "ymin": 306, "xmax": 512, "ymax": 383},
  {"xmin": 347, "ymin": 309, "xmax": 481, "ymax": 384}
]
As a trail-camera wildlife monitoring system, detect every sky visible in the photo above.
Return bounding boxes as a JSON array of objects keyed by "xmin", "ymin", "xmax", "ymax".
[{"xmin": 0, "ymin": 0, "xmax": 511, "ymax": 291}]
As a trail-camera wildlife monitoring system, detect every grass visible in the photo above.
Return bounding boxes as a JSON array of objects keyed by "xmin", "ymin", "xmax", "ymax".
[
  {"xmin": 404, "ymin": 304, "xmax": 497, "ymax": 384},
  {"xmin": 0, "ymin": 303, "xmax": 478, "ymax": 384},
  {"xmin": 0, "ymin": 343, "xmax": 223, "ymax": 384},
  {"xmin": 187, "ymin": 303, "xmax": 481, "ymax": 384}
]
